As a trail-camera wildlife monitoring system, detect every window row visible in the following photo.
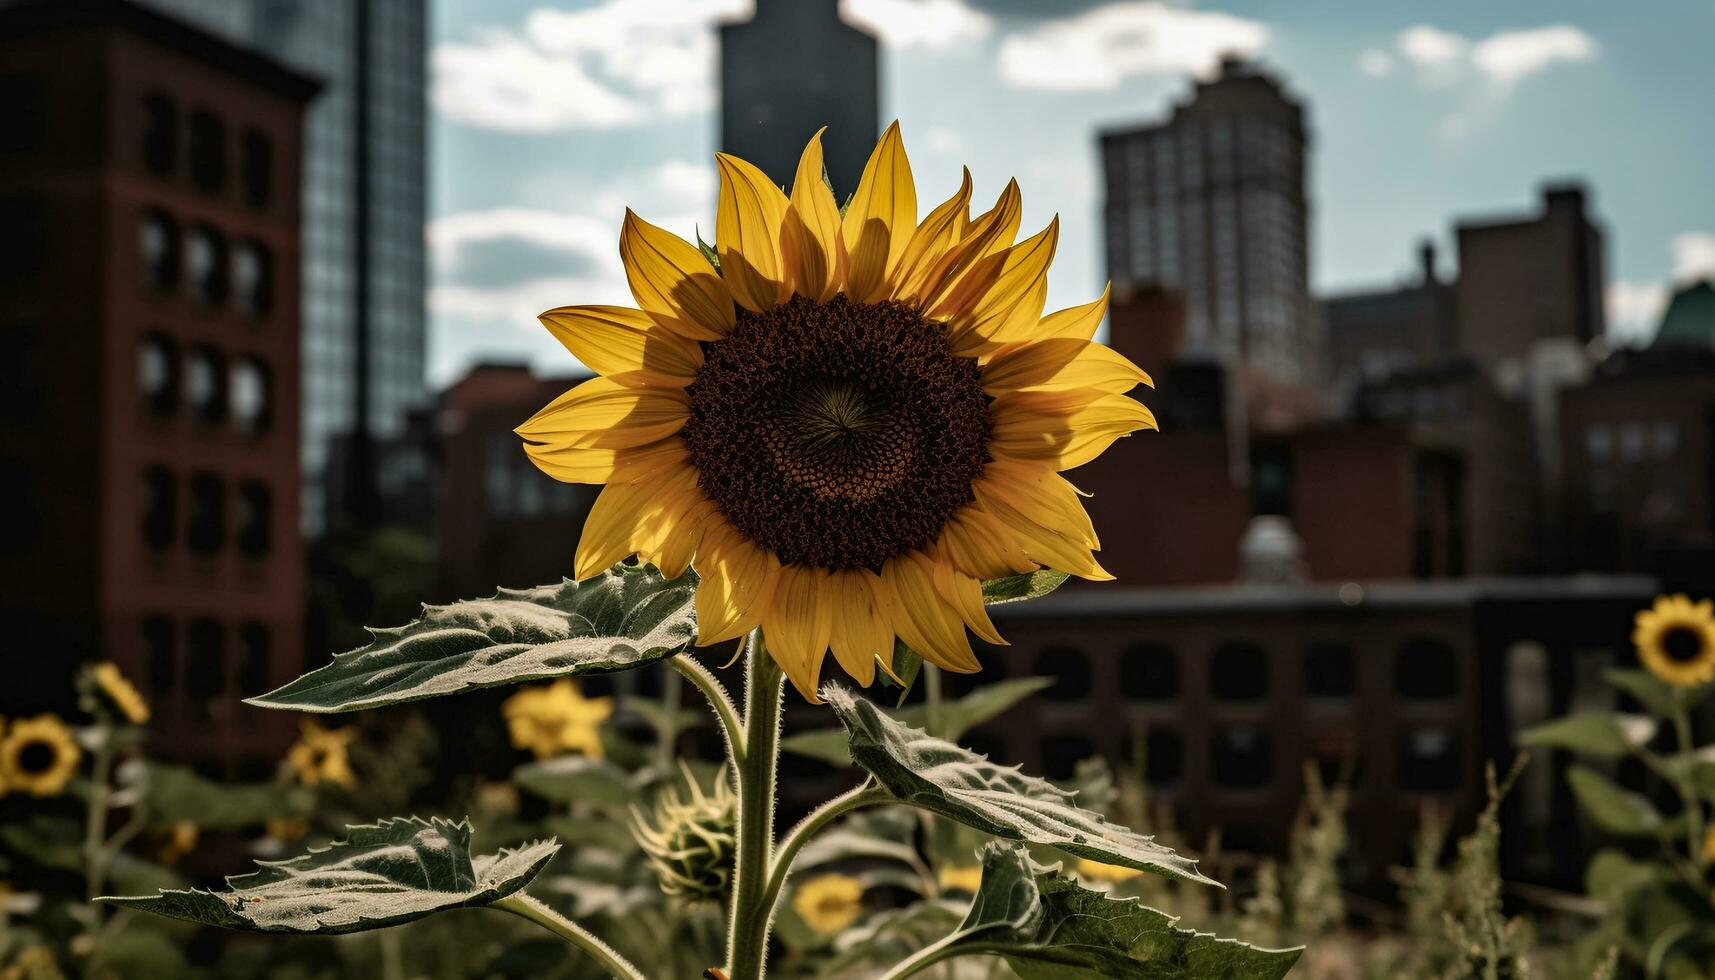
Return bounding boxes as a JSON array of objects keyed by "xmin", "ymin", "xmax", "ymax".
[
  {"xmin": 1584, "ymin": 420, "xmax": 1679, "ymax": 464},
  {"xmin": 141, "ymin": 469, "xmax": 272, "ymax": 558},
  {"xmin": 138, "ymin": 335, "xmax": 272, "ymax": 433},
  {"xmin": 139, "ymin": 616, "xmax": 271, "ymax": 703},
  {"xmin": 958, "ymin": 638, "xmax": 1460, "ymax": 703},
  {"xmin": 139, "ymin": 209, "xmax": 274, "ymax": 316},
  {"xmin": 141, "ymin": 94, "xmax": 273, "ymax": 206},
  {"xmin": 1105, "ymin": 724, "xmax": 1460, "ymax": 793}
]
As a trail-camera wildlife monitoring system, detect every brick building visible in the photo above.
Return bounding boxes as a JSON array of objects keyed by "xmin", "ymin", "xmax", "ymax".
[{"xmin": 0, "ymin": 0, "xmax": 314, "ymax": 776}]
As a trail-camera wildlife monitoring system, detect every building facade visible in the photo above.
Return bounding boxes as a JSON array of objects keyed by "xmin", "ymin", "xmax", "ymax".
[
  {"xmin": 720, "ymin": 0, "xmax": 879, "ymax": 197},
  {"xmin": 1321, "ymin": 241, "xmax": 1456, "ymax": 405},
  {"xmin": 0, "ymin": 0, "xmax": 314, "ymax": 775},
  {"xmin": 1100, "ymin": 57, "xmax": 1317, "ymax": 388}
]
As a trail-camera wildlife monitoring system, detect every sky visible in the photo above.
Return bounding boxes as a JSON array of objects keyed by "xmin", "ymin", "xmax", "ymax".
[{"xmin": 428, "ymin": 0, "xmax": 1715, "ymax": 387}]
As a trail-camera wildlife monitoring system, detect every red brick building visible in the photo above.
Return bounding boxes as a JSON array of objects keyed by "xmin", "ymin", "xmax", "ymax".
[{"xmin": 0, "ymin": 0, "xmax": 315, "ymax": 777}]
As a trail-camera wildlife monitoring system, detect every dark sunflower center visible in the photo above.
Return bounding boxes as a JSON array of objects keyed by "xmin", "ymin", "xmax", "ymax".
[
  {"xmin": 17, "ymin": 741, "xmax": 56, "ymax": 774},
  {"xmin": 1662, "ymin": 626, "xmax": 1705, "ymax": 664},
  {"xmin": 683, "ymin": 295, "xmax": 991, "ymax": 571}
]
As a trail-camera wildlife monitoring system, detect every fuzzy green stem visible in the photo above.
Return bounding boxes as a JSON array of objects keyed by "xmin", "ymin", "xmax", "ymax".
[
  {"xmin": 923, "ymin": 663, "xmax": 943, "ymax": 738},
  {"xmin": 673, "ymin": 652, "xmax": 745, "ymax": 766},
  {"xmin": 1673, "ymin": 689, "xmax": 1705, "ymax": 861},
  {"xmin": 83, "ymin": 723, "xmax": 116, "ymax": 903},
  {"xmin": 492, "ymin": 893, "xmax": 644, "ymax": 980},
  {"xmin": 726, "ymin": 632, "xmax": 784, "ymax": 979},
  {"xmin": 756, "ymin": 779, "xmax": 888, "ymax": 932},
  {"xmin": 874, "ymin": 936, "xmax": 1009, "ymax": 980}
]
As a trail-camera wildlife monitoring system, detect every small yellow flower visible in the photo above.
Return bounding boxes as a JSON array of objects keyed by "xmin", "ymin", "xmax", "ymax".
[
  {"xmin": 91, "ymin": 662, "xmax": 150, "ymax": 725},
  {"xmin": 793, "ymin": 873, "xmax": 864, "ymax": 937},
  {"xmin": 501, "ymin": 679, "xmax": 614, "ymax": 760},
  {"xmin": 0, "ymin": 715, "xmax": 81, "ymax": 797},
  {"xmin": 1635, "ymin": 594, "xmax": 1715, "ymax": 688},
  {"xmin": 286, "ymin": 719, "xmax": 358, "ymax": 789},
  {"xmin": 156, "ymin": 822, "xmax": 198, "ymax": 865},
  {"xmin": 937, "ymin": 864, "xmax": 983, "ymax": 894},
  {"xmin": 475, "ymin": 781, "xmax": 521, "ymax": 815},
  {"xmin": 266, "ymin": 818, "xmax": 309, "ymax": 843},
  {"xmin": 1074, "ymin": 857, "xmax": 1142, "ymax": 884}
]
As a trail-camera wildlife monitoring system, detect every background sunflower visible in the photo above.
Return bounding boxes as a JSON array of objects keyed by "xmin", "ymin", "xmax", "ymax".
[{"xmin": 1634, "ymin": 593, "xmax": 1715, "ymax": 688}]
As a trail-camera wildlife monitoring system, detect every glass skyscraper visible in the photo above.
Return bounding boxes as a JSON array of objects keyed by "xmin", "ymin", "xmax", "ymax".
[{"xmin": 134, "ymin": 0, "xmax": 428, "ymax": 532}]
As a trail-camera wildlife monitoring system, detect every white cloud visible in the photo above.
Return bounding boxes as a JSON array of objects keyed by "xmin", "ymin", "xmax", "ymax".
[
  {"xmin": 1471, "ymin": 25, "xmax": 1598, "ymax": 88},
  {"xmin": 432, "ymin": 32, "xmax": 645, "ymax": 132},
  {"xmin": 1398, "ymin": 24, "xmax": 1468, "ymax": 70},
  {"xmin": 1602, "ymin": 231, "xmax": 1715, "ymax": 347},
  {"xmin": 998, "ymin": 2, "xmax": 1267, "ymax": 92},
  {"xmin": 1357, "ymin": 49, "xmax": 1394, "ymax": 77},
  {"xmin": 842, "ymin": 0, "xmax": 992, "ymax": 49},
  {"xmin": 1672, "ymin": 231, "xmax": 1715, "ymax": 283}
]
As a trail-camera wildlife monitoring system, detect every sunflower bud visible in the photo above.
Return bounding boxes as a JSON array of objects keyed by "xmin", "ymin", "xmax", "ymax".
[{"xmin": 631, "ymin": 767, "xmax": 737, "ymax": 901}]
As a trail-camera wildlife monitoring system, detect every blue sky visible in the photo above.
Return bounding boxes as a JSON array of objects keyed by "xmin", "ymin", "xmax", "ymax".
[{"xmin": 429, "ymin": 0, "xmax": 1715, "ymax": 386}]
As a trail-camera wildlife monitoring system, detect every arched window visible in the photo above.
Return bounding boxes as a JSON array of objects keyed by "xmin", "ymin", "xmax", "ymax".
[
  {"xmin": 187, "ymin": 472, "xmax": 224, "ymax": 555},
  {"xmin": 186, "ymin": 618, "xmax": 226, "ymax": 701},
  {"xmin": 139, "ymin": 332, "xmax": 177, "ymax": 416},
  {"xmin": 1396, "ymin": 638, "xmax": 1458, "ymax": 700},
  {"xmin": 1211, "ymin": 642, "xmax": 1268, "ymax": 700},
  {"xmin": 142, "ymin": 616, "xmax": 175, "ymax": 698},
  {"xmin": 188, "ymin": 109, "xmax": 225, "ymax": 192},
  {"xmin": 1305, "ymin": 642, "xmax": 1355, "ymax": 699},
  {"xmin": 142, "ymin": 467, "xmax": 175, "ymax": 551},
  {"xmin": 236, "ymin": 480, "xmax": 270, "ymax": 558},
  {"xmin": 138, "ymin": 209, "xmax": 179, "ymax": 291},
  {"xmin": 1398, "ymin": 726, "xmax": 1460, "ymax": 791},
  {"xmin": 1213, "ymin": 725, "xmax": 1271, "ymax": 788},
  {"xmin": 237, "ymin": 622, "xmax": 269, "ymax": 696},
  {"xmin": 1042, "ymin": 733, "xmax": 1095, "ymax": 781},
  {"xmin": 187, "ymin": 345, "xmax": 226, "ymax": 424},
  {"xmin": 1120, "ymin": 643, "xmax": 1177, "ymax": 700},
  {"xmin": 239, "ymin": 128, "xmax": 271, "ymax": 206},
  {"xmin": 233, "ymin": 239, "xmax": 272, "ymax": 316},
  {"xmin": 1035, "ymin": 645, "xmax": 1092, "ymax": 701},
  {"xmin": 186, "ymin": 224, "xmax": 228, "ymax": 305},
  {"xmin": 141, "ymin": 93, "xmax": 176, "ymax": 175},
  {"xmin": 230, "ymin": 357, "xmax": 271, "ymax": 434}
]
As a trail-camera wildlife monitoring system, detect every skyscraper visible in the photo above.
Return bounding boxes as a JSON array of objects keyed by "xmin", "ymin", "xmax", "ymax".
[
  {"xmin": 720, "ymin": 0, "xmax": 879, "ymax": 196},
  {"xmin": 127, "ymin": 0, "xmax": 428, "ymax": 532},
  {"xmin": 1099, "ymin": 57, "xmax": 1316, "ymax": 388}
]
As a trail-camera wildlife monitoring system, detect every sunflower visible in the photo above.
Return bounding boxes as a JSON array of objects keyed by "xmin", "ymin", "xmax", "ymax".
[
  {"xmin": 1074, "ymin": 857, "xmax": 1143, "ymax": 884},
  {"xmin": 501, "ymin": 678, "xmax": 614, "ymax": 760},
  {"xmin": 285, "ymin": 719, "xmax": 358, "ymax": 789},
  {"xmin": 792, "ymin": 873, "xmax": 864, "ymax": 936},
  {"xmin": 937, "ymin": 864, "xmax": 983, "ymax": 894},
  {"xmin": 156, "ymin": 821, "xmax": 198, "ymax": 865},
  {"xmin": 1634, "ymin": 594, "xmax": 1715, "ymax": 689},
  {"xmin": 517, "ymin": 123, "xmax": 1153, "ymax": 700},
  {"xmin": 91, "ymin": 661, "xmax": 150, "ymax": 725},
  {"xmin": 0, "ymin": 715, "xmax": 81, "ymax": 797}
]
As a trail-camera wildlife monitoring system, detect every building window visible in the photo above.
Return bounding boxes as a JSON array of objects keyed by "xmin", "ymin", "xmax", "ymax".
[
  {"xmin": 142, "ymin": 616, "xmax": 175, "ymax": 697},
  {"xmin": 0, "ymin": 74, "xmax": 46, "ymax": 153},
  {"xmin": 237, "ymin": 621, "xmax": 269, "ymax": 695},
  {"xmin": 0, "ymin": 324, "xmax": 41, "ymax": 422},
  {"xmin": 1653, "ymin": 421, "xmax": 1680, "ymax": 459},
  {"xmin": 139, "ymin": 332, "xmax": 177, "ymax": 416},
  {"xmin": 232, "ymin": 239, "xmax": 272, "ymax": 317},
  {"xmin": 1214, "ymin": 725, "xmax": 1272, "ymax": 788},
  {"xmin": 1305, "ymin": 643, "xmax": 1355, "ymax": 699},
  {"xmin": 1035, "ymin": 646, "xmax": 1092, "ymax": 701},
  {"xmin": 236, "ymin": 480, "xmax": 270, "ymax": 558},
  {"xmin": 187, "ymin": 345, "xmax": 226, "ymax": 424},
  {"xmin": 186, "ymin": 618, "xmax": 226, "ymax": 701},
  {"xmin": 1139, "ymin": 728, "xmax": 1183, "ymax": 789},
  {"xmin": 1042, "ymin": 733, "xmax": 1095, "ymax": 781},
  {"xmin": 1, "ymin": 193, "xmax": 47, "ymax": 284},
  {"xmin": 186, "ymin": 225, "xmax": 228, "ymax": 305},
  {"xmin": 188, "ymin": 109, "xmax": 225, "ymax": 192},
  {"xmin": 1398, "ymin": 726, "xmax": 1459, "ymax": 791},
  {"xmin": 239, "ymin": 129, "xmax": 271, "ymax": 207},
  {"xmin": 187, "ymin": 473, "xmax": 224, "ymax": 555},
  {"xmin": 1620, "ymin": 422, "xmax": 1647, "ymax": 463},
  {"xmin": 1250, "ymin": 444, "xmax": 1291, "ymax": 516},
  {"xmin": 1120, "ymin": 643, "xmax": 1177, "ymax": 700},
  {"xmin": 1396, "ymin": 638, "xmax": 1458, "ymax": 700},
  {"xmin": 1211, "ymin": 642, "xmax": 1268, "ymax": 700},
  {"xmin": 142, "ymin": 467, "xmax": 175, "ymax": 551},
  {"xmin": 138, "ymin": 209, "xmax": 179, "ymax": 291},
  {"xmin": 230, "ymin": 358, "xmax": 271, "ymax": 434},
  {"xmin": 141, "ymin": 92, "xmax": 176, "ymax": 175}
]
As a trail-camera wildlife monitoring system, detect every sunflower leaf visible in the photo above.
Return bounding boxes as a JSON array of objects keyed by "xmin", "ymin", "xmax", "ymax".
[
  {"xmin": 122, "ymin": 760, "xmax": 315, "ymax": 830},
  {"xmin": 1567, "ymin": 764, "xmax": 1666, "ymax": 837},
  {"xmin": 919, "ymin": 843, "xmax": 1300, "ymax": 979},
  {"xmin": 249, "ymin": 564, "xmax": 696, "ymax": 713},
  {"xmin": 823, "ymin": 686, "xmax": 1216, "ymax": 885},
  {"xmin": 981, "ymin": 570, "xmax": 1071, "ymax": 605},
  {"xmin": 1520, "ymin": 712, "xmax": 1657, "ymax": 760},
  {"xmin": 784, "ymin": 677, "xmax": 1054, "ymax": 766},
  {"xmin": 1605, "ymin": 668, "xmax": 1715, "ymax": 718},
  {"xmin": 97, "ymin": 817, "xmax": 557, "ymax": 935}
]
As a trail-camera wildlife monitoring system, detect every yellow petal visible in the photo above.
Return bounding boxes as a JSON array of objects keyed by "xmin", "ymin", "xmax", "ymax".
[
  {"xmin": 890, "ymin": 167, "xmax": 972, "ymax": 305},
  {"xmin": 981, "ymin": 338, "xmax": 1150, "ymax": 395},
  {"xmin": 524, "ymin": 433, "xmax": 687, "ymax": 486},
  {"xmin": 842, "ymin": 121, "xmax": 916, "ymax": 302},
  {"xmin": 973, "ymin": 475, "xmax": 1112, "ymax": 581},
  {"xmin": 980, "ymin": 458, "xmax": 1098, "ymax": 550},
  {"xmin": 715, "ymin": 152, "xmax": 791, "ymax": 312},
  {"xmin": 762, "ymin": 566, "xmax": 835, "ymax": 701},
  {"xmin": 573, "ymin": 463, "xmax": 699, "ymax": 579},
  {"xmin": 621, "ymin": 209, "xmax": 733, "ymax": 341},
  {"xmin": 882, "ymin": 553, "xmax": 979, "ymax": 672},
  {"xmin": 782, "ymin": 128, "xmax": 845, "ymax": 302},
  {"xmin": 1035, "ymin": 284, "xmax": 1111, "ymax": 343},
  {"xmin": 990, "ymin": 390, "xmax": 1156, "ymax": 470},
  {"xmin": 930, "ymin": 562, "xmax": 1006, "ymax": 646},
  {"xmin": 930, "ymin": 503, "xmax": 1038, "ymax": 579},
  {"xmin": 515, "ymin": 376, "xmax": 688, "ymax": 450},
  {"xmin": 635, "ymin": 473, "xmax": 713, "ymax": 579},
  {"xmin": 942, "ymin": 217, "xmax": 1058, "ymax": 348},
  {"xmin": 538, "ymin": 305, "xmax": 702, "ymax": 385},
  {"xmin": 694, "ymin": 522, "xmax": 781, "ymax": 646},
  {"xmin": 920, "ymin": 180, "xmax": 1022, "ymax": 311},
  {"xmin": 827, "ymin": 569, "xmax": 891, "ymax": 686}
]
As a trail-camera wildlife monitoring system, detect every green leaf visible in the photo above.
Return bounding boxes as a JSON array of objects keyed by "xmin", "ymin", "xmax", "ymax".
[
  {"xmin": 933, "ymin": 843, "xmax": 1300, "ymax": 979},
  {"xmin": 249, "ymin": 564, "xmax": 696, "ymax": 713},
  {"xmin": 98, "ymin": 817, "xmax": 557, "ymax": 935},
  {"xmin": 1585, "ymin": 848, "xmax": 1672, "ymax": 901},
  {"xmin": 1521, "ymin": 712, "xmax": 1656, "ymax": 760},
  {"xmin": 889, "ymin": 643, "xmax": 923, "ymax": 708},
  {"xmin": 782, "ymin": 678, "xmax": 1053, "ymax": 766},
  {"xmin": 1606, "ymin": 669, "xmax": 1715, "ymax": 717},
  {"xmin": 511, "ymin": 755, "xmax": 637, "ymax": 807},
  {"xmin": 124, "ymin": 761, "xmax": 314, "ymax": 830},
  {"xmin": 1567, "ymin": 765, "xmax": 1665, "ymax": 837},
  {"xmin": 981, "ymin": 569, "xmax": 1071, "ymax": 605},
  {"xmin": 824, "ymin": 686, "xmax": 1215, "ymax": 885},
  {"xmin": 695, "ymin": 228, "xmax": 721, "ymax": 272}
]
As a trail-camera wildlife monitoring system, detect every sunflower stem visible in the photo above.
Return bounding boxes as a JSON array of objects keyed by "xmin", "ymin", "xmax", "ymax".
[
  {"xmin": 1672, "ymin": 689, "xmax": 1705, "ymax": 861},
  {"xmin": 82, "ymin": 721, "xmax": 115, "ymax": 903},
  {"xmin": 755, "ymin": 779, "xmax": 888, "ymax": 935},
  {"xmin": 726, "ymin": 631, "xmax": 783, "ymax": 979},
  {"xmin": 492, "ymin": 893, "xmax": 644, "ymax": 980},
  {"xmin": 672, "ymin": 652, "xmax": 745, "ymax": 766}
]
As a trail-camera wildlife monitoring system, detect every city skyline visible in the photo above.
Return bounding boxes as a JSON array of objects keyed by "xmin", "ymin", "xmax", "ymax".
[{"xmin": 430, "ymin": 0, "xmax": 1715, "ymax": 387}]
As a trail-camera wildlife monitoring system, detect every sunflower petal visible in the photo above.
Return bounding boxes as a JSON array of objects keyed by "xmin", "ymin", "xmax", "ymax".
[
  {"xmin": 931, "ymin": 502, "xmax": 1038, "ymax": 579},
  {"xmin": 716, "ymin": 152, "xmax": 791, "ymax": 312},
  {"xmin": 515, "ymin": 376, "xmax": 688, "ymax": 450},
  {"xmin": 827, "ymin": 569, "xmax": 891, "ymax": 687},
  {"xmin": 930, "ymin": 562, "xmax": 1006, "ymax": 646},
  {"xmin": 694, "ymin": 523, "xmax": 781, "ymax": 646},
  {"xmin": 762, "ymin": 566, "xmax": 835, "ymax": 701},
  {"xmin": 1035, "ymin": 284, "xmax": 1111, "ymax": 343},
  {"xmin": 920, "ymin": 179, "xmax": 1022, "ymax": 311},
  {"xmin": 842, "ymin": 121, "xmax": 916, "ymax": 302},
  {"xmin": 973, "ymin": 475, "xmax": 1112, "ymax": 581},
  {"xmin": 990, "ymin": 390, "xmax": 1157, "ymax": 470},
  {"xmin": 573, "ymin": 463, "xmax": 701, "ymax": 580},
  {"xmin": 882, "ymin": 553, "xmax": 979, "ymax": 672},
  {"xmin": 538, "ymin": 305, "xmax": 703, "ymax": 385},
  {"xmin": 782, "ymin": 128, "xmax": 845, "ymax": 302},
  {"xmin": 981, "ymin": 458, "xmax": 1099, "ymax": 550},
  {"xmin": 524, "ymin": 434, "xmax": 688, "ymax": 487},
  {"xmin": 621, "ymin": 210, "xmax": 734, "ymax": 340},
  {"xmin": 942, "ymin": 217, "xmax": 1058, "ymax": 348},
  {"xmin": 982, "ymin": 338, "xmax": 1150, "ymax": 395},
  {"xmin": 891, "ymin": 167, "xmax": 972, "ymax": 304}
]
